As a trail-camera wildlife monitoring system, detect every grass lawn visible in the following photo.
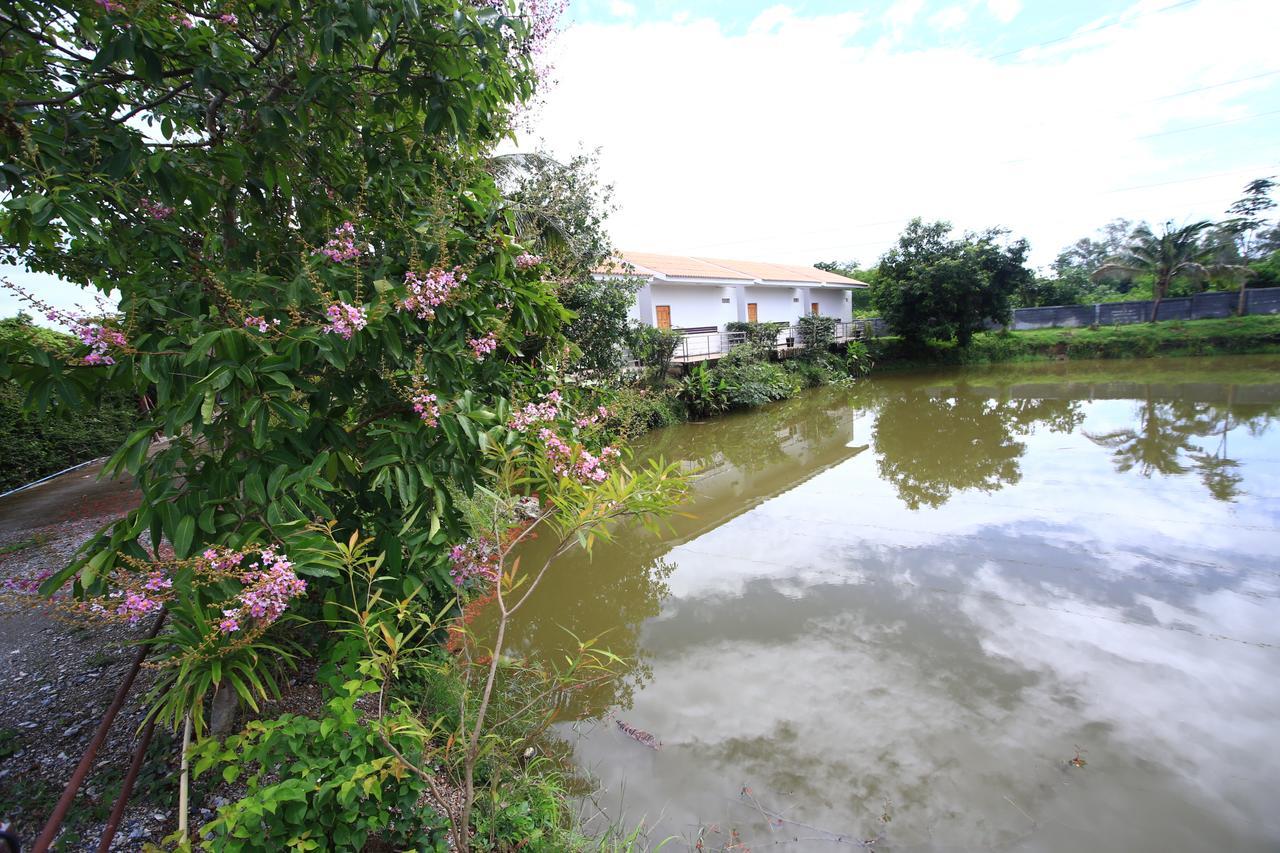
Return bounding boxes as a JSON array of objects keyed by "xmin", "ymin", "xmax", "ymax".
[{"xmin": 867, "ymin": 315, "xmax": 1280, "ymax": 371}]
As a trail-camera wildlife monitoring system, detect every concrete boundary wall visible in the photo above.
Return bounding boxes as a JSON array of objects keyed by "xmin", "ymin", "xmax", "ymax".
[{"xmin": 865, "ymin": 286, "xmax": 1280, "ymax": 334}]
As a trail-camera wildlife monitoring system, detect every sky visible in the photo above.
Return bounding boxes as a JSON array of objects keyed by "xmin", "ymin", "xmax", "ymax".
[
  {"xmin": 5, "ymin": 0, "xmax": 1278, "ymax": 321},
  {"xmin": 522, "ymin": 0, "xmax": 1280, "ymax": 268}
]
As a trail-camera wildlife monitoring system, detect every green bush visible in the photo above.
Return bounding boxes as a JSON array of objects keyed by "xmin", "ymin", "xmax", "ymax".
[
  {"xmin": 679, "ymin": 362, "xmax": 731, "ymax": 417},
  {"xmin": 193, "ymin": 683, "xmax": 447, "ymax": 852},
  {"xmin": 602, "ymin": 385, "xmax": 686, "ymax": 438},
  {"xmin": 725, "ymin": 321, "xmax": 786, "ymax": 358},
  {"xmin": 0, "ymin": 317, "xmax": 138, "ymax": 493},
  {"xmin": 625, "ymin": 323, "xmax": 681, "ymax": 385},
  {"xmin": 844, "ymin": 340, "xmax": 874, "ymax": 376},
  {"xmin": 783, "ymin": 357, "xmax": 841, "ymax": 388},
  {"xmin": 714, "ymin": 347, "xmax": 798, "ymax": 408},
  {"xmin": 795, "ymin": 314, "xmax": 838, "ymax": 357}
]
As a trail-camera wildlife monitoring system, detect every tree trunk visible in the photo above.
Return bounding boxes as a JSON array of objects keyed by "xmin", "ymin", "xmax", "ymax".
[
  {"xmin": 209, "ymin": 685, "xmax": 238, "ymax": 736},
  {"xmin": 1237, "ymin": 281, "xmax": 1248, "ymax": 316}
]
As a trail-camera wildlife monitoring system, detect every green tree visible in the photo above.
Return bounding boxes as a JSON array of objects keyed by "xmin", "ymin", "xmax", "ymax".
[
  {"xmin": 491, "ymin": 149, "xmax": 637, "ymax": 376},
  {"xmin": 1, "ymin": 0, "xmax": 567, "ymax": 731},
  {"xmin": 1093, "ymin": 221, "xmax": 1247, "ymax": 321},
  {"xmin": 1222, "ymin": 177, "xmax": 1277, "ymax": 313},
  {"xmin": 871, "ymin": 218, "xmax": 1032, "ymax": 346}
]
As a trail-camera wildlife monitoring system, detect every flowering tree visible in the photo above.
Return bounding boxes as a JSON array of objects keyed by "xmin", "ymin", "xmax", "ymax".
[{"xmin": 0, "ymin": 0, "xmax": 570, "ymax": 728}]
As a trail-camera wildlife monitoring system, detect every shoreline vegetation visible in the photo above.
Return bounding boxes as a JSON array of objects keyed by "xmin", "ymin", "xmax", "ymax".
[{"xmin": 864, "ymin": 314, "xmax": 1280, "ymax": 373}]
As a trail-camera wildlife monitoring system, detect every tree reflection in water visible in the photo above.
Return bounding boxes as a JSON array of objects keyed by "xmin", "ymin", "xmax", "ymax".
[
  {"xmin": 1087, "ymin": 393, "xmax": 1280, "ymax": 502},
  {"xmin": 871, "ymin": 387, "xmax": 1084, "ymax": 510}
]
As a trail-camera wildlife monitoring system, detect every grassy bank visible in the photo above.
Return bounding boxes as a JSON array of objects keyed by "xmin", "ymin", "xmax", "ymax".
[{"xmin": 866, "ymin": 315, "xmax": 1280, "ymax": 372}]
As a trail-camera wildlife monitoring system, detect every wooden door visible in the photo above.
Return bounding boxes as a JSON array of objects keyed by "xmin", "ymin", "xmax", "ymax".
[
  {"xmin": 655, "ymin": 305, "xmax": 671, "ymax": 329},
  {"xmin": 811, "ymin": 302, "xmax": 820, "ymax": 316},
  {"xmin": 747, "ymin": 303, "xmax": 758, "ymax": 323}
]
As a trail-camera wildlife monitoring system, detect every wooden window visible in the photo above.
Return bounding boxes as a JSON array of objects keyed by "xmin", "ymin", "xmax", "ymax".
[
  {"xmin": 747, "ymin": 303, "xmax": 758, "ymax": 323},
  {"xmin": 655, "ymin": 305, "xmax": 671, "ymax": 329},
  {"xmin": 811, "ymin": 302, "xmax": 820, "ymax": 316}
]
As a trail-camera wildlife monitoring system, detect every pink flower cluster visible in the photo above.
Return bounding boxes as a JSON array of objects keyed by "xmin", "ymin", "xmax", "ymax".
[
  {"xmin": 44, "ymin": 308, "xmax": 129, "ymax": 366},
  {"xmin": 413, "ymin": 390, "xmax": 440, "ymax": 426},
  {"xmin": 140, "ymin": 198, "xmax": 175, "ymax": 219},
  {"xmin": 97, "ymin": 0, "xmax": 125, "ymax": 12},
  {"xmin": 112, "ymin": 589, "xmax": 163, "ymax": 625},
  {"xmin": 468, "ymin": 331, "xmax": 498, "ymax": 361},
  {"xmin": 514, "ymin": 252, "xmax": 542, "ymax": 270},
  {"xmin": 400, "ymin": 267, "xmax": 463, "ymax": 320},
  {"xmin": 218, "ymin": 12, "xmax": 238, "ymax": 24},
  {"xmin": 243, "ymin": 314, "xmax": 280, "ymax": 333},
  {"xmin": 2, "ymin": 569, "xmax": 53, "ymax": 595},
  {"xmin": 169, "ymin": 13, "xmax": 194, "ymax": 28},
  {"xmin": 538, "ymin": 428, "xmax": 620, "ymax": 483},
  {"xmin": 448, "ymin": 538, "xmax": 499, "ymax": 587},
  {"xmin": 323, "ymin": 302, "xmax": 367, "ymax": 339},
  {"xmin": 204, "ymin": 547, "xmax": 306, "ymax": 634},
  {"xmin": 318, "ymin": 221, "xmax": 363, "ymax": 263},
  {"xmin": 507, "ymin": 390, "xmax": 561, "ymax": 431},
  {"xmin": 575, "ymin": 405, "xmax": 611, "ymax": 429}
]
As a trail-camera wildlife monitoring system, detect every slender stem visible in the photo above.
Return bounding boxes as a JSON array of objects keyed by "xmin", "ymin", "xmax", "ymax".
[{"xmin": 177, "ymin": 713, "xmax": 193, "ymax": 839}]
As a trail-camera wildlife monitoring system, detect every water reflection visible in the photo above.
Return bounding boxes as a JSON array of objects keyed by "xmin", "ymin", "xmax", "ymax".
[
  {"xmin": 505, "ymin": 357, "xmax": 1280, "ymax": 852},
  {"xmin": 870, "ymin": 389, "xmax": 1084, "ymax": 509}
]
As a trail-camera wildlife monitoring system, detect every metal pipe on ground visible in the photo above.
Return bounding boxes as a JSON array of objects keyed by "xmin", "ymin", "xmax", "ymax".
[
  {"xmin": 32, "ymin": 609, "xmax": 167, "ymax": 853},
  {"xmin": 95, "ymin": 713, "xmax": 159, "ymax": 853}
]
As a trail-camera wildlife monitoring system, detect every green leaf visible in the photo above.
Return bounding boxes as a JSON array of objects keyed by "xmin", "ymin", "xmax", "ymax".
[{"xmin": 173, "ymin": 515, "xmax": 196, "ymax": 558}]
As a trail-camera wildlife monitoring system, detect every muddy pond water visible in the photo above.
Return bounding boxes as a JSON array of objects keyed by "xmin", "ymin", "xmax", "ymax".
[{"xmin": 508, "ymin": 355, "xmax": 1280, "ymax": 851}]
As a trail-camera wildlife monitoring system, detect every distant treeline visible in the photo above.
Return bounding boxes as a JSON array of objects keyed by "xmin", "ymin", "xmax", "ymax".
[{"xmin": 0, "ymin": 314, "xmax": 137, "ymax": 493}]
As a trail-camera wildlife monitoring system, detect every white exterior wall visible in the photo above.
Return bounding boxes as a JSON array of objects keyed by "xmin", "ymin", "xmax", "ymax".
[
  {"xmin": 744, "ymin": 286, "xmax": 801, "ymax": 324},
  {"xmin": 813, "ymin": 288, "xmax": 851, "ymax": 321},
  {"xmin": 649, "ymin": 283, "xmax": 736, "ymax": 330}
]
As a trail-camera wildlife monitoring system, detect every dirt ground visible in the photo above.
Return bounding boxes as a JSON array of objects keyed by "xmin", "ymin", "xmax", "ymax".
[{"xmin": 0, "ymin": 461, "xmax": 185, "ymax": 850}]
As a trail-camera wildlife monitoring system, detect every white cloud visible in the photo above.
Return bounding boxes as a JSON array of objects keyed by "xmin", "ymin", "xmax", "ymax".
[
  {"xmin": 527, "ymin": 0, "xmax": 1280, "ymax": 268},
  {"xmin": 928, "ymin": 3, "xmax": 971, "ymax": 31},
  {"xmin": 607, "ymin": 0, "xmax": 634, "ymax": 19},
  {"xmin": 986, "ymin": 0, "xmax": 1022, "ymax": 24},
  {"xmin": 883, "ymin": 0, "xmax": 925, "ymax": 32}
]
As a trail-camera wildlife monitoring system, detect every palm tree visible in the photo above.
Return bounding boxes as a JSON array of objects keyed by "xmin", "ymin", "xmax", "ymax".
[{"xmin": 1092, "ymin": 221, "xmax": 1246, "ymax": 321}]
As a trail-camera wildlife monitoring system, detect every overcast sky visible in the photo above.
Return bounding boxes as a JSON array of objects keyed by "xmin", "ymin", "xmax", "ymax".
[
  {"xmin": 6, "ymin": 0, "xmax": 1278, "ymax": 321},
  {"xmin": 523, "ymin": 0, "xmax": 1280, "ymax": 268}
]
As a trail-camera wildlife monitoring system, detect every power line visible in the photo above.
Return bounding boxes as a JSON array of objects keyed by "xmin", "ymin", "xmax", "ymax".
[
  {"xmin": 1150, "ymin": 68, "xmax": 1280, "ymax": 101},
  {"xmin": 989, "ymin": 0, "xmax": 1199, "ymax": 62},
  {"xmin": 1136, "ymin": 106, "xmax": 1280, "ymax": 139}
]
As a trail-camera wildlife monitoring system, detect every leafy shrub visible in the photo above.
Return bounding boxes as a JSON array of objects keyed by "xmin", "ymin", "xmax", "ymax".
[
  {"xmin": 714, "ymin": 347, "xmax": 798, "ymax": 408},
  {"xmin": 625, "ymin": 324, "xmax": 681, "ymax": 385},
  {"xmin": 679, "ymin": 362, "xmax": 731, "ymax": 417},
  {"xmin": 783, "ymin": 357, "xmax": 841, "ymax": 388},
  {"xmin": 193, "ymin": 682, "xmax": 447, "ymax": 852},
  {"xmin": 725, "ymin": 321, "xmax": 786, "ymax": 358},
  {"xmin": 0, "ymin": 316, "xmax": 137, "ymax": 493},
  {"xmin": 601, "ymin": 386, "xmax": 686, "ymax": 438},
  {"xmin": 795, "ymin": 314, "xmax": 838, "ymax": 357},
  {"xmin": 844, "ymin": 340, "xmax": 875, "ymax": 376}
]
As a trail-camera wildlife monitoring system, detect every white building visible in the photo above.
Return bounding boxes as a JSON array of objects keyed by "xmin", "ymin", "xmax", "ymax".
[{"xmin": 594, "ymin": 251, "xmax": 870, "ymax": 359}]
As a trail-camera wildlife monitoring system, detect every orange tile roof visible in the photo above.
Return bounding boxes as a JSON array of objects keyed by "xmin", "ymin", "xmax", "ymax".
[{"xmin": 594, "ymin": 251, "xmax": 867, "ymax": 286}]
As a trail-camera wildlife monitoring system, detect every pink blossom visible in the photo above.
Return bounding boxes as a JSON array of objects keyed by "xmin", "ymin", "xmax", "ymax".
[
  {"xmin": 412, "ymin": 391, "xmax": 440, "ymax": 427},
  {"xmin": 468, "ymin": 331, "xmax": 498, "ymax": 361},
  {"xmin": 514, "ymin": 252, "xmax": 542, "ymax": 270},
  {"xmin": 243, "ymin": 315, "xmax": 280, "ymax": 333},
  {"xmin": 507, "ymin": 391, "xmax": 561, "ymax": 431},
  {"xmin": 139, "ymin": 198, "xmax": 174, "ymax": 219},
  {"xmin": 399, "ymin": 267, "xmax": 463, "ymax": 320},
  {"xmin": 217, "ymin": 12, "xmax": 238, "ymax": 24},
  {"xmin": 448, "ymin": 538, "xmax": 499, "ymax": 587},
  {"xmin": 215, "ymin": 547, "xmax": 306, "ymax": 633},
  {"xmin": 322, "ymin": 302, "xmax": 367, "ymax": 339},
  {"xmin": 168, "ymin": 13, "xmax": 194, "ymax": 28},
  {"xmin": 538, "ymin": 430, "xmax": 619, "ymax": 483},
  {"xmin": 115, "ymin": 591, "xmax": 161, "ymax": 626},
  {"xmin": 143, "ymin": 572, "xmax": 172, "ymax": 592},
  {"xmin": 317, "ymin": 221, "xmax": 363, "ymax": 263},
  {"xmin": 97, "ymin": 0, "xmax": 125, "ymax": 11}
]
